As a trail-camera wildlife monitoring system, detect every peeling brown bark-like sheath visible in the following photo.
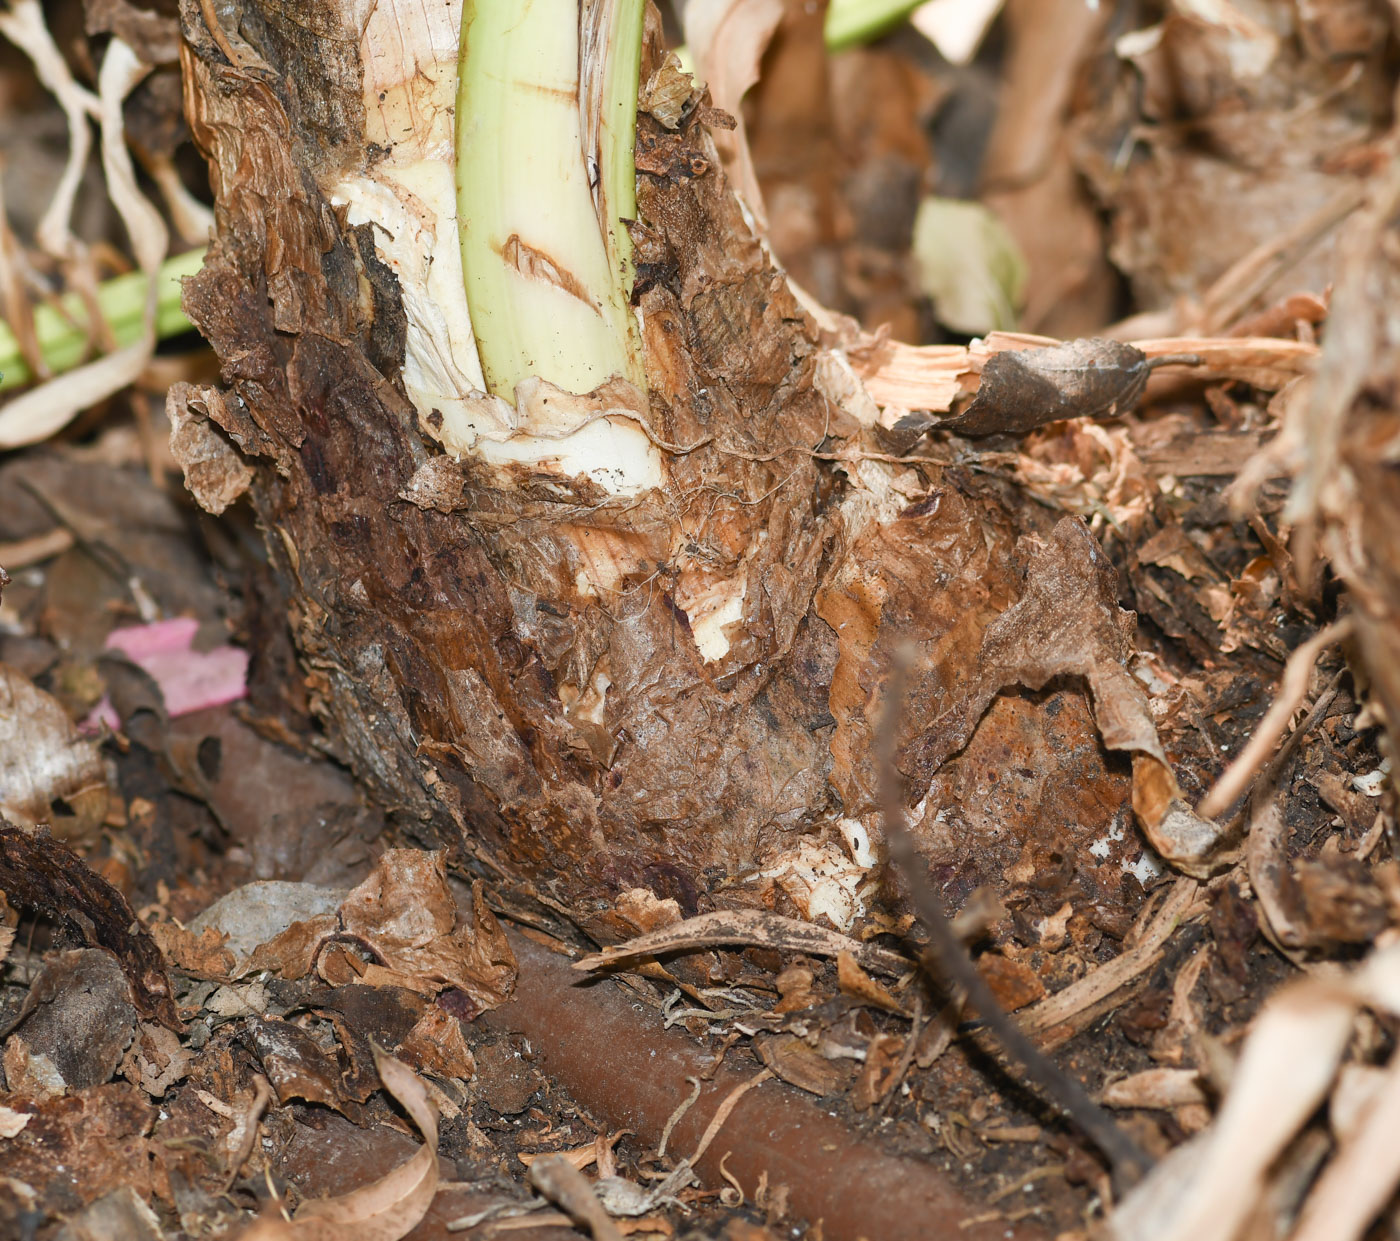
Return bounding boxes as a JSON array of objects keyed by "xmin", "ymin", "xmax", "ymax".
[{"xmin": 876, "ymin": 657, "xmax": 1151, "ymax": 1194}]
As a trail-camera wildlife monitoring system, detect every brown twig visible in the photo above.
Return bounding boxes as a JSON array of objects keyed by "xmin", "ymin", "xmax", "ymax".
[{"xmin": 877, "ymin": 654, "xmax": 1151, "ymax": 1193}]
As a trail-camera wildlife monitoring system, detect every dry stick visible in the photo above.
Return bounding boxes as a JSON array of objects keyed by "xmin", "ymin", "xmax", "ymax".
[
  {"xmin": 657, "ymin": 1075, "xmax": 702, "ymax": 1160},
  {"xmin": 1197, "ymin": 616, "xmax": 1353, "ymax": 820},
  {"xmin": 877, "ymin": 657, "xmax": 1151, "ymax": 1194},
  {"xmin": 527, "ymin": 1154, "xmax": 626, "ymax": 1241},
  {"xmin": 877, "ymin": 995, "xmax": 925, "ymax": 1118}
]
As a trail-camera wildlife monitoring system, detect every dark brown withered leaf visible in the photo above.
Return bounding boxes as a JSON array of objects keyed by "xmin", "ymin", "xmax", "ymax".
[
  {"xmin": 756, "ymin": 1034, "xmax": 853, "ymax": 1097},
  {"xmin": 242, "ymin": 1016, "xmax": 365, "ymax": 1119},
  {"xmin": 0, "ymin": 821, "xmax": 182, "ymax": 1031},
  {"xmin": 6, "ymin": 949, "xmax": 137, "ymax": 1089},
  {"xmin": 923, "ymin": 339, "xmax": 1191, "ymax": 437}
]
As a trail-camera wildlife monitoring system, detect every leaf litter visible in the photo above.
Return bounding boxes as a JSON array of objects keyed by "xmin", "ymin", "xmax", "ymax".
[{"xmin": 2, "ymin": 1, "xmax": 1400, "ymax": 1240}]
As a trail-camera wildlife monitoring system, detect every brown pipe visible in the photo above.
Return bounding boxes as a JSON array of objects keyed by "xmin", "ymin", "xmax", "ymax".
[{"xmin": 481, "ymin": 931, "xmax": 1051, "ymax": 1241}]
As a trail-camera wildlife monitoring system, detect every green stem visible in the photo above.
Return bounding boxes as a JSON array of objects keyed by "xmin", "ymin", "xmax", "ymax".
[
  {"xmin": 455, "ymin": 0, "xmax": 646, "ymax": 400},
  {"xmin": 0, "ymin": 247, "xmax": 204, "ymax": 393},
  {"xmin": 824, "ymin": 0, "xmax": 925, "ymax": 52}
]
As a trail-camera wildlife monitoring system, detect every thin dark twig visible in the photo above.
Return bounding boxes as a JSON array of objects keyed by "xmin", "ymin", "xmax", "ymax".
[{"xmin": 877, "ymin": 652, "xmax": 1151, "ymax": 1194}]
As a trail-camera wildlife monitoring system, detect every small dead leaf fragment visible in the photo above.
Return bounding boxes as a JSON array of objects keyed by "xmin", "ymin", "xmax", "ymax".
[
  {"xmin": 167, "ymin": 383, "xmax": 254, "ymax": 515},
  {"xmin": 0, "ymin": 664, "xmax": 108, "ymax": 841},
  {"xmin": 642, "ymin": 53, "xmax": 696, "ymax": 129},
  {"xmin": 976, "ymin": 952, "xmax": 1045, "ymax": 1013},
  {"xmin": 397, "ymin": 1005, "xmax": 476, "ymax": 1080},
  {"xmin": 946, "ymin": 339, "xmax": 1167, "ymax": 437},
  {"xmin": 121, "ymin": 1020, "xmax": 192, "ymax": 1098},
  {"xmin": 528, "ymin": 1152, "xmax": 626, "ymax": 1241},
  {"xmin": 755, "ymin": 1035, "xmax": 853, "ymax": 1097},
  {"xmin": 917, "ymin": 518, "xmax": 1230, "ymax": 877},
  {"xmin": 1295, "ymin": 854, "xmax": 1390, "ymax": 946},
  {"xmin": 851, "ymin": 1033, "xmax": 905, "ymax": 1111},
  {"xmin": 146, "ymin": 921, "xmax": 236, "ymax": 978},
  {"xmin": 281, "ymin": 1050, "xmax": 440, "ymax": 1241},
  {"xmin": 836, "ymin": 951, "xmax": 908, "ymax": 1014},
  {"xmin": 244, "ymin": 856, "xmax": 515, "ymax": 1011},
  {"xmin": 8, "ymin": 948, "xmax": 136, "ymax": 1089},
  {"xmin": 243, "ymin": 1017, "xmax": 362, "ymax": 1117},
  {"xmin": 1102, "ymin": 1068, "xmax": 1208, "ymax": 1111}
]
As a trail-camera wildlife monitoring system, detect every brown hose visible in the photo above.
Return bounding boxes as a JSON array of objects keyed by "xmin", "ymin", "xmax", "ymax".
[{"xmin": 481, "ymin": 930, "xmax": 1051, "ymax": 1241}]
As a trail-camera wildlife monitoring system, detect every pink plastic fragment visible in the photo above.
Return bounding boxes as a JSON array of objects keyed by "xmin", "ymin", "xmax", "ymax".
[{"xmin": 102, "ymin": 616, "xmax": 248, "ymax": 719}]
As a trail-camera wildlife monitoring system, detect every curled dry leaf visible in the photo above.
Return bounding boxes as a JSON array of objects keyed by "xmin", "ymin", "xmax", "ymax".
[
  {"xmin": 241, "ymin": 1049, "xmax": 440, "ymax": 1241},
  {"xmin": 245, "ymin": 851, "xmax": 515, "ymax": 1013},
  {"xmin": 167, "ymin": 383, "xmax": 254, "ymax": 515},
  {"xmin": 683, "ymin": 0, "xmax": 785, "ymax": 227},
  {"xmin": 528, "ymin": 1152, "xmax": 626, "ymax": 1241},
  {"xmin": 836, "ymin": 952, "xmax": 907, "ymax": 1015},
  {"xmin": 0, "ymin": 663, "xmax": 108, "ymax": 842},
  {"xmin": 755, "ymin": 1034, "xmax": 853, "ymax": 1097},
  {"xmin": 943, "ymin": 338, "xmax": 1180, "ymax": 436},
  {"xmin": 573, "ymin": 908, "xmax": 912, "ymax": 979},
  {"xmin": 1101, "ymin": 1068, "xmax": 1209, "ymax": 1111}
]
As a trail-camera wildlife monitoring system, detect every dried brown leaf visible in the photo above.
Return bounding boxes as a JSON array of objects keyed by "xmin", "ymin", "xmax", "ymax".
[
  {"xmin": 146, "ymin": 921, "xmax": 236, "ymax": 979},
  {"xmin": 851, "ymin": 1033, "xmax": 905, "ymax": 1111},
  {"xmin": 396, "ymin": 1005, "xmax": 476, "ymax": 1080},
  {"xmin": 167, "ymin": 384, "xmax": 254, "ymax": 516},
  {"xmin": 246, "ymin": 855, "xmax": 515, "ymax": 1012},
  {"xmin": 940, "ymin": 339, "xmax": 1174, "ymax": 437},
  {"xmin": 1101, "ymin": 1068, "xmax": 1208, "ymax": 1111},
  {"xmin": 120, "ymin": 1020, "xmax": 192, "ymax": 1098},
  {"xmin": 248, "ymin": 1049, "xmax": 440, "ymax": 1241},
  {"xmin": 8, "ymin": 948, "xmax": 136, "ymax": 1089},
  {"xmin": 835, "ymin": 952, "xmax": 907, "ymax": 1015},
  {"xmin": 916, "ymin": 518, "xmax": 1229, "ymax": 876},
  {"xmin": 683, "ymin": 0, "xmax": 785, "ymax": 226},
  {"xmin": 243, "ymin": 1017, "xmax": 363, "ymax": 1117},
  {"xmin": 528, "ymin": 1153, "xmax": 626, "ymax": 1241},
  {"xmin": 0, "ymin": 664, "xmax": 108, "ymax": 842},
  {"xmin": 755, "ymin": 1035, "xmax": 853, "ymax": 1097}
]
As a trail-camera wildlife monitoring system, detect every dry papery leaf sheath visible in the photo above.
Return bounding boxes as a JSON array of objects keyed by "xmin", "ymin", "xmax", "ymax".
[{"xmin": 175, "ymin": 0, "xmax": 1275, "ymax": 940}]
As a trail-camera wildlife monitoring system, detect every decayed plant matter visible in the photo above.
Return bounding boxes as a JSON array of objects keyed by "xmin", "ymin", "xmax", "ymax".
[{"xmin": 173, "ymin": 0, "xmax": 1302, "ymax": 944}]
